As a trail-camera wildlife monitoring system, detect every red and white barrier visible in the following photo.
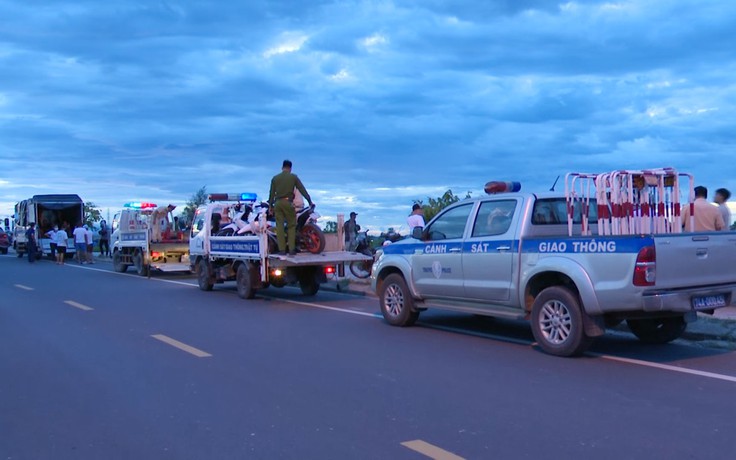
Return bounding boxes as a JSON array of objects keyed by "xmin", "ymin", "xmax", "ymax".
[{"xmin": 564, "ymin": 167, "xmax": 695, "ymax": 237}]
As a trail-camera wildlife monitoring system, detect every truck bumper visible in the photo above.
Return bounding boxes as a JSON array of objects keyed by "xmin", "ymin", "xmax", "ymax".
[{"xmin": 641, "ymin": 284, "xmax": 736, "ymax": 313}]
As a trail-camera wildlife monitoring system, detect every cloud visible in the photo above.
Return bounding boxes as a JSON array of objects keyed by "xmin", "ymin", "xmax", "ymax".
[{"xmin": 2, "ymin": 0, "xmax": 736, "ymax": 229}]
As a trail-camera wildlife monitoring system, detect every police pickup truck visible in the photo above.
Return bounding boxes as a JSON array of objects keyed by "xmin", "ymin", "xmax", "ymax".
[{"xmin": 372, "ymin": 182, "xmax": 736, "ymax": 356}]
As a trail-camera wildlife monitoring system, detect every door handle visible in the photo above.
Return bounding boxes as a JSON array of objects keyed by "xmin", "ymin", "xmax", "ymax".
[
  {"xmin": 496, "ymin": 246, "xmax": 511, "ymax": 251},
  {"xmin": 449, "ymin": 248, "xmax": 462, "ymax": 253}
]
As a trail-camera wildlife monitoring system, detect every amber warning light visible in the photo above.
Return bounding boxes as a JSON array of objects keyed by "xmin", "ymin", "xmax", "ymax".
[{"xmin": 484, "ymin": 181, "xmax": 521, "ymax": 194}]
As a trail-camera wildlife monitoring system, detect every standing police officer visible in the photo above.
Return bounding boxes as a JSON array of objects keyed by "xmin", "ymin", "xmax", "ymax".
[{"xmin": 268, "ymin": 160, "xmax": 313, "ymax": 255}]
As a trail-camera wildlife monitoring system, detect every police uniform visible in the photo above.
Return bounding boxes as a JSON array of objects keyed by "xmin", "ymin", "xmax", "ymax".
[{"xmin": 269, "ymin": 170, "xmax": 312, "ymax": 253}]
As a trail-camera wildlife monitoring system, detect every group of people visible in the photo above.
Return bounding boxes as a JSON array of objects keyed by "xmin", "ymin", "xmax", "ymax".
[
  {"xmin": 684, "ymin": 186, "xmax": 731, "ymax": 232},
  {"xmin": 24, "ymin": 220, "xmax": 111, "ymax": 264}
]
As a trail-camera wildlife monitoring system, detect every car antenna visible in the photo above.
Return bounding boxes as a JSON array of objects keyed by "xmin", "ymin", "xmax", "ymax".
[{"xmin": 549, "ymin": 175, "xmax": 560, "ymax": 192}]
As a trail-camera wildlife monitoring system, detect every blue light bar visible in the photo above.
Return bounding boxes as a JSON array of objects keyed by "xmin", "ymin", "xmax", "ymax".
[{"xmin": 239, "ymin": 193, "xmax": 257, "ymax": 201}]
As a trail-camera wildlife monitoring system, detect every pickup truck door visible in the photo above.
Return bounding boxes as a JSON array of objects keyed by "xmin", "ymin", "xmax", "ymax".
[
  {"xmin": 462, "ymin": 198, "xmax": 520, "ymax": 303},
  {"xmin": 411, "ymin": 203, "xmax": 474, "ymax": 300}
]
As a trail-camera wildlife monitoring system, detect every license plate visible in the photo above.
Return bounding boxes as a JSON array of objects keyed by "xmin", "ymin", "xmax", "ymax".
[{"xmin": 692, "ymin": 294, "xmax": 728, "ymax": 310}]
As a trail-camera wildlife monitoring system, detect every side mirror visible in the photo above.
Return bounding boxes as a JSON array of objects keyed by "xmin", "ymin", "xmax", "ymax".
[{"xmin": 411, "ymin": 226, "xmax": 424, "ymax": 240}]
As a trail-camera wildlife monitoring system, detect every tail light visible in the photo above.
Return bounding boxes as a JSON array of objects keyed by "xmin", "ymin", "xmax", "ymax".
[
  {"xmin": 151, "ymin": 251, "xmax": 162, "ymax": 259},
  {"xmin": 633, "ymin": 245, "xmax": 656, "ymax": 286},
  {"xmin": 324, "ymin": 266, "xmax": 335, "ymax": 275}
]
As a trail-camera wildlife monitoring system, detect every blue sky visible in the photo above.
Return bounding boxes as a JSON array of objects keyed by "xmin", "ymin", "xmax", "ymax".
[{"xmin": 1, "ymin": 0, "xmax": 735, "ymax": 233}]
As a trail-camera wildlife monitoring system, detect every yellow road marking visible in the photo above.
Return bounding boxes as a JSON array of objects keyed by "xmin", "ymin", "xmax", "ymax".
[
  {"xmin": 64, "ymin": 300, "xmax": 94, "ymax": 311},
  {"xmin": 14, "ymin": 284, "xmax": 34, "ymax": 291},
  {"xmin": 151, "ymin": 334, "xmax": 212, "ymax": 358},
  {"xmin": 401, "ymin": 440, "xmax": 465, "ymax": 460}
]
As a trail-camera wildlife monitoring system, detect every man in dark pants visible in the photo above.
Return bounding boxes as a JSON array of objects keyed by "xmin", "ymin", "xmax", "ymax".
[
  {"xmin": 268, "ymin": 160, "xmax": 313, "ymax": 255},
  {"xmin": 26, "ymin": 223, "xmax": 37, "ymax": 263}
]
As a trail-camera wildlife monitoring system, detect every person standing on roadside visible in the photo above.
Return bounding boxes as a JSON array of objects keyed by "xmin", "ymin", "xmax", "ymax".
[
  {"xmin": 714, "ymin": 188, "xmax": 731, "ymax": 231},
  {"xmin": 98, "ymin": 220, "xmax": 110, "ymax": 257},
  {"xmin": 26, "ymin": 223, "xmax": 37, "ymax": 263},
  {"xmin": 268, "ymin": 159, "xmax": 313, "ymax": 255},
  {"xmin": 73, "ymin": 222, "xmax": 87, "ymax": 263},
  {"xmin": 45, "ymin": 225, "xmax": 58, "ymax": 260},
  {"xmin": 682, "ymin": 186, "xmax": 725, "ymax": 232},
  {"xmin": 85, "ymin": 224, "xmax": 95, "ymax": 264},
  {"xmin": 407, "ymin": 204, "xmax": 426, "ymax": 232},
  {"xmin": 55, "ymin": 224, "xmax": 69, "ymax": 264},
  {"xmin": 344, "ymin": 212, "xmax": 359, "ymax": 251}
]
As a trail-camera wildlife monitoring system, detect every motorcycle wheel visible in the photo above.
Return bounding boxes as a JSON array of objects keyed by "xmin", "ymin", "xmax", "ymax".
[
  {"xmin": 300, "ymin": 223, "xmax": 325, "ymax": 254},
  {"xmin": 349, "ymin": 258, "xmax": 372, "ymax": 279}
]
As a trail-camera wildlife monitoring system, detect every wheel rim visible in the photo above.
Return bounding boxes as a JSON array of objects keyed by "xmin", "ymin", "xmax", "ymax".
[
  {"xmin": 538, "ymin": 300, "xmax": 572, "ymax": 345},
  {"xmin": 384, "ymin": 283, "xmax": 404, "ymax": 317},
  {"xmin": 302, "ymin": 227, "xmax": 320, "ymax": 253}
]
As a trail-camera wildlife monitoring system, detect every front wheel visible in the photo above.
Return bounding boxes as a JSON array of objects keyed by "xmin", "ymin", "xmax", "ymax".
[
  {"xmin": 197, "ymin": 259, "xmax": 214, "ymax": 291},
  {"xmin": 300, "ymin": 223, "xmax": 325, "ymax": 254},
  {"xmin": 133, "ymin": 250, "xmax": 149, "ymax": 276},
  {"xmin": 530, "ymin": 286, "xmax": 592, "ymax": 357},
  {"xmin": 236, "ymin": 263, "xmax": 256, "ymax": 299},
  {"xmin": 627, "ymin": 317, "xmax": 686, "ymax": 344},
  {"xmin": 379, "ymin": 274, "xmax": 419, "ymax": 326},
  {"xmin": 113, "ymin": 251, "xmax": 128, "ymax": 273}
]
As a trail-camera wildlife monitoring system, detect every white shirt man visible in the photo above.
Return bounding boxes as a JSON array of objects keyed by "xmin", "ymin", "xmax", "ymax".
[
  {"xmin": 407, "ymin": 204, "xmax": 425, "ymax": 233},
  {"xmin": 72, "ymin": 224, "xmax": 87, "ymax": 263},
  {"xmin": 85, "ymin": 225, "xmax": 95, "ymax": 263},
  {"xmin": 55, "ymin": 227, "xmax": 69, "ymax": 264},
  {"xmin": 714, "ymin": 188, "xmax": 731, "ymax": 231}
]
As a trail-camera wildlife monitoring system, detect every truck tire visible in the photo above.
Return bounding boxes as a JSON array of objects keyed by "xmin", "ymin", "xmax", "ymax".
[
  {"xmin": 236, "ymin": 263, "xmax": 256, "ymax": 299},
  {"xmin": 133, "ymin": 250, "xmax": 149, "ymax": 277},
  {"xmin": 299, "ymin": 270, "xmax": 320, "ymax": 296},
  {"xmin": 197, "ymin": 259, "xmax": 214, "ymax": 291},
  {"xmin": 112, "ymin": 251, "xmax": 128, "ymax": 273},
  {"xmin": 627, "ymin": 317, "xmax": 686, "ymax": 344},
  {"xmin": 530, "ymin": 286, "xmax": 592, "ymax": 357},
  {"xmin": 300, "ymin": 223, "xmax": 326, "ymax": 254},
  {"xmin": 379, "ymin": 274, "xmax": 419, "ymax": 327}
]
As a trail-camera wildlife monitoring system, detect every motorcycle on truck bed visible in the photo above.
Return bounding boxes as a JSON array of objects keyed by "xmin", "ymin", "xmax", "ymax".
[{"xmin": 189, "ymin": 193, "xmax": 372, "ymax": 298}]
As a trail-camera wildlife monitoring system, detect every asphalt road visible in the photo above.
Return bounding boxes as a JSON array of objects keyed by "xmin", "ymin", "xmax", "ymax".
[{"xmin": 2, "ymin": 255, "xmax": 736, "ymax": 459}]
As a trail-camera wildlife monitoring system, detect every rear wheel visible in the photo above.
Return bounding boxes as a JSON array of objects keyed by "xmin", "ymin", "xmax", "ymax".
[
  {"xmin": 133, "ymin": 250, "xmax": 149, "ymax": 276},
  {"xmin": 530, "ymin": 286, "xmax": 592, "ymax": 357},
  {"xmin": 300, "ymin": 223, "xmax": 325, "ymax": 254},
  {"xmin": 236, "ymin": 263, "xmax": 256, "ymax": 299},
  {"xmin": 299, "ymin": 270, "xmax": 320, "ymax": 296},
  {"xmin": 113, "ymin": 251, "xmax": 128, "ymax": 273},
  {"xmin": 627, "ymin": 317, "xmax": 686, "ymax": 344},
  {"xmin": 379, "ymin": 274, "xmax": 419, "ymax": 327},
  {"xmin": 0, "ymin": 247, "xmax": 7, "ymax": 255}
]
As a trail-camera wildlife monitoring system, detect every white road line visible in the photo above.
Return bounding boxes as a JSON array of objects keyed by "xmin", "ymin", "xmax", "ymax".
[
  {"xmin": 401, "ymin": 440, "xmax": 465, "ymax": 460},
  {"xmin": 14, "ymin": 284, "xmax": 34, "ymax": 291},
  {"xmin": 67, "ymin": 264, "xmax": 198, "ymax": 287},
  {"xmin": 151, "ymin": 334, "xmax": 212, "ymax": 358},
  {"xmin": 595, "ymin": 353, "xmax": 736, "ymax": 384},
  {"xmin": 64, "ymin": 300, "xmax": 94, "ymax": 311},
  {"xmin": 260, "ymin": 295, "xmax": 381, "ymax": 318}
]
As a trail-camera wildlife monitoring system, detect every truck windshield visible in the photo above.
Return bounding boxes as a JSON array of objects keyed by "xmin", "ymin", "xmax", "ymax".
[{"xmin": 532, "ymin": 198, "xmax": 598, "ymax": 225}]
